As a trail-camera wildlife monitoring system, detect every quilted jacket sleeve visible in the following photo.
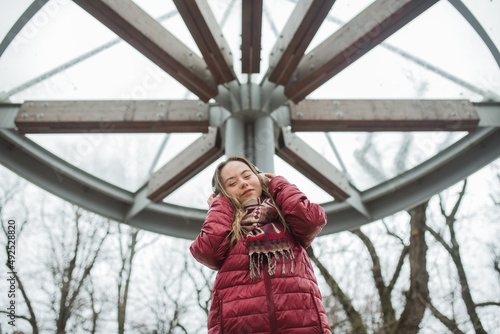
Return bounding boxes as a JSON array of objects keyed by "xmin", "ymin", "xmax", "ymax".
[
  {"xmin": 270, "ymin": 176, "xmax": 327, "ymax": 248},
  {"xmin": 189, "ymin": 196, "xmax": 234, "ymax": 271}
]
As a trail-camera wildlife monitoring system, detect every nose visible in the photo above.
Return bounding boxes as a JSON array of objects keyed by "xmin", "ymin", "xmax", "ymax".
[{"xmin": 240, "ymin": 177, "xmax": 248, "ymax": 189}]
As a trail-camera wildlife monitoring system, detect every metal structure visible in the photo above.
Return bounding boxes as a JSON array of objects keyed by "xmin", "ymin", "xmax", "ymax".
[{"xmin": 0, "ymin": 0, "xmax": 499, "ymax": 239}]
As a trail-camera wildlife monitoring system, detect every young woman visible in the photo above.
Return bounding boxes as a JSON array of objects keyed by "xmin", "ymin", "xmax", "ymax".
[{"xmin": 190, "ymin": 156, "xmax": 332, "ymax": 333}]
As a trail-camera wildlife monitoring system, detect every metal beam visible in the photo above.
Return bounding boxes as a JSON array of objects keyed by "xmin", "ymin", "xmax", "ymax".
[
  {"xmin": 173, "ymin": 0, "xmax": 237, "ymax": 84},
  {"xmin": 267, "ymin": 0, "xmax": 336, "ymax": 85},
  {"xmin": 290, "ymin": 99, "xmax": 480, "ymax": 132},
  {"xmin": 476, "ymin": 102, "xmax": 500, "ymax": 127},
  {"xmin": 73, "ymin": 0, "xmax": 218, "ymax": 102},
  {"xmin": 241, "ymin": 0, "xmax": 263, "ymax": 73},
  {"xmin": 276, "ymin": 127, "xmax": 351, "ymax": 201},
  {"xmin": 253, "ymin": 115, "xmax": 275, "ymax": 173},
  {"xmin": 285, "ymin": 0, "xmax": 439, "ymax": 103},
  {"xmin": 1, "ymin": 125, "xmax": 498, "ymax": 239},
  {"xmin": 147, "ymin": 127, "xmax": 223, "ymax": 202},
  {"xmin": 14, "ymin": 100, "xmax": 210, "ymax": 134}
]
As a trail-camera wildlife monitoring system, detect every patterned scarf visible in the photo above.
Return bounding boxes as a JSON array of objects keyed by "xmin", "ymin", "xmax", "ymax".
[{"xmin": 241, "ymin": 197, "xmax": 294, "ymax": 280}]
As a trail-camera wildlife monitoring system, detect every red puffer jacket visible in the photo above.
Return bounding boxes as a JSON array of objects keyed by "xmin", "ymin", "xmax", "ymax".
[{"xmin": 190, "ymin": 176, "xmax": 332, "ymax": 333}]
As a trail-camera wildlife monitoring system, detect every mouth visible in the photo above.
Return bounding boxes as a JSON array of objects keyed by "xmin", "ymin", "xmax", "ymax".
[{"xmin": 242, "ymin": 189, "xmax": 254, "ymax": 196}]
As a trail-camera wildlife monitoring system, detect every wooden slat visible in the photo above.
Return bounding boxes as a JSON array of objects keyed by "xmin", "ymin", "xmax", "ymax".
[
  {"xmin": 173, "ymin": 0, "xmax": 236, "ymax": 84},
  {"xmin": 147, "ymin": 127, "xmax": 223, "ymax": 202},
  {"xmin": 267, "ymin": 0, "xmax": 336, "ymax": 85},
  {"xmin": 73, "ymin": 0, "xmax": 218, "ymax": 102},
  {"xmin": 15, "ymin": 100, "xmax": 209, "ymax": 134},
  {"xmin": 285, "ymin": 0, "xmax": 439, "ymax": 103},
  {"xmin": 276, "ymin": 127, "xmax": 351, "ymax": 201},
  {"xmin": 290, "ymin": 100, "xmax": 480, "ymax": 132},
  {"xmin": 241, "ymin": 0, "xmax": 262, "ymax": 73}
]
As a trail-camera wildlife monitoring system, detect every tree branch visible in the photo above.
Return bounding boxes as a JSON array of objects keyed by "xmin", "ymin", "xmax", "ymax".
[
  {"xmin": 426, "ymin": 225, "xmax": 453, "ymax": 254},
  {"xmin": 476, "ymin": 301, "xmax": 500, "ymax": 308},
  {"xmin": 417, "ymin": 293, "xmax": 465, "ymax": 334},
  {"xmin": 436, "ymin": 180, "xmax": 487, "ymax": 334},
  {"xmin": 306, "ymin": 245, "xmax": 367, "ymax": 334},
  {"xmin": 388, "ymin": 245, "xmax": 409, "ymax": 294},
  {"xmin": 396, "ymin": 201, "xmax": 429, "ymax": 334},
  {"xmin": 351, "ymin": 228, "xmax": 398, "ymax": 330}
]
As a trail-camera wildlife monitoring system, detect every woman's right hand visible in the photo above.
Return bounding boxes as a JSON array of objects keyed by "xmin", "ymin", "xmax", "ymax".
[{"xmin": 207, "ymin": 193, "xmax": 218, "ymax": 207}]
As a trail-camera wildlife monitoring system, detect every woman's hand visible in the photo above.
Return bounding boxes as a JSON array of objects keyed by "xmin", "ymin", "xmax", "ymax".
[
  {"xmin": 264, "ymin": 173, "xmax": 276, "ymax": 180},
  {"xmin": 207, "ymin": 193, "xmax": 218, "ymax": 207}
]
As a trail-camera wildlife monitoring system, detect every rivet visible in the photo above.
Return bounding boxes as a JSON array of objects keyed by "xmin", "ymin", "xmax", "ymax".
[
  {"xmin": 309, "ymin": 64, "xmax": 315, "ymax": 70},
  {"xmin": 36, "ymin": 113, "xmax": 44, "ymax": 118},
  {"xmin": 21, "ymin": 113, "xmax": 28, "ymax": 118},
  {"xmin": 197, "ymin": 112, "xmax": 203, "ymax": 119},
  {"xmin": 27, "ymin": 102, "xmax": 33, "ymax": 107},
  {"xmin": 296, "ymin": 112, "xmax": 303, "ymax": 118},
  {"xmin": 466, "ymin": 112, "xmax": 473, "ymax": 118},
  {"xmin": 336, "ymin": 111, "xmax": 343, "ymax": 118},
  {"xmin": 157, "ymin": 112, "xmax": 163, "ymax": 119},
  {"xmin": 159, "ymin": 102, "xmax": 165, "ymax": 107},
  {"xmin": 334, "ymin": 101, "xmax": 340, "ymax": 106},
  {"xmin": 450, "ymin": 112, "xmax": 457, "ymax": 117},
  {"xmin": 42, "ymin": 102, "xmax": 48, "ymax": 107}
]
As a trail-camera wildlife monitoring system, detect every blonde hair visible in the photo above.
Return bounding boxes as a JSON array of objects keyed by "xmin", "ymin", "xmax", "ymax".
[{"xmin": 212, "ymin": 156, "xmax": 288, "ymax": 246}]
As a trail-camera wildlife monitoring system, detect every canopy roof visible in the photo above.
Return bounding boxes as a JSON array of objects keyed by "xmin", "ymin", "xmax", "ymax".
[{"xmin": 1, "ymin": 0, "xmax": 499, "ymax": 238}]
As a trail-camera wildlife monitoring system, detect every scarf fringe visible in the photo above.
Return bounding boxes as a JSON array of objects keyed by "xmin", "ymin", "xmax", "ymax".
[{"xmin": 249, "ymin": 248, "xmax": 295, "ymax": 280}]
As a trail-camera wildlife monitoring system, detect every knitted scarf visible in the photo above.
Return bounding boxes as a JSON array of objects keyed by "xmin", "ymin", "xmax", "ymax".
[{"xmin": 241, "ymin": 197, "xmax": 294, "ymax": 280}]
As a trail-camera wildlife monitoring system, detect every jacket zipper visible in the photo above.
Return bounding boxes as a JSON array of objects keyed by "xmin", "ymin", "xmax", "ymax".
[
  {"xmin": 263, "ymin": 269, "xmax": 278, "ymax": 333},
  {"xmin": 310, "ymin": 290, "xmax": 324, "ymax": 332},
  {"xmin": 217, "ymin": 293, "xmax": 224, "ymax": 334}
]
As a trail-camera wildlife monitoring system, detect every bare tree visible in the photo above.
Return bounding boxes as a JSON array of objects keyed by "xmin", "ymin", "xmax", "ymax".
[
  {"xmin": 114, "ymin": 224, "xmax": 161, "ymax": 334},
  {"xmin": 40, "ymin": 205, "xmax": 111, "ymax": 334},
  {"xmin": 184, "ymin": 255, "xmax": 215, "ymax": 317},
  {"xmin": 426, "ymin": 180, "xmax": 499, "ymax": 334},
  {"xmin": 307, "ymin": 245, "xmax": 368, "ymax": 334},
  {"xmin": 0, "ymin": 171, "xmax": 39, "ymax": 334},
  {"xmin": 81, "ymin": 273, "xmax": 113, "ymax": 334},
  {"xmin": 137, "ymin": 249, "xmax": 190, "ymax": 333},
  {"xmin": 395, "ymin": 201, "xmax": 429, "ymax": 334},
  {"xmin": 116, "ymin": 226, "xmax": 140, "ymax": 334},
  {"xmin": 308, "ymin": 132, "xmax": 498, "ymax": 333}
]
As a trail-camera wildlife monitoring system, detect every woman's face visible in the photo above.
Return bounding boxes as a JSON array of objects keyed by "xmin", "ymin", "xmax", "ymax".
[{"xmin": 220, "ymin": 161, "xmax": 263, "ymax": 203}]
